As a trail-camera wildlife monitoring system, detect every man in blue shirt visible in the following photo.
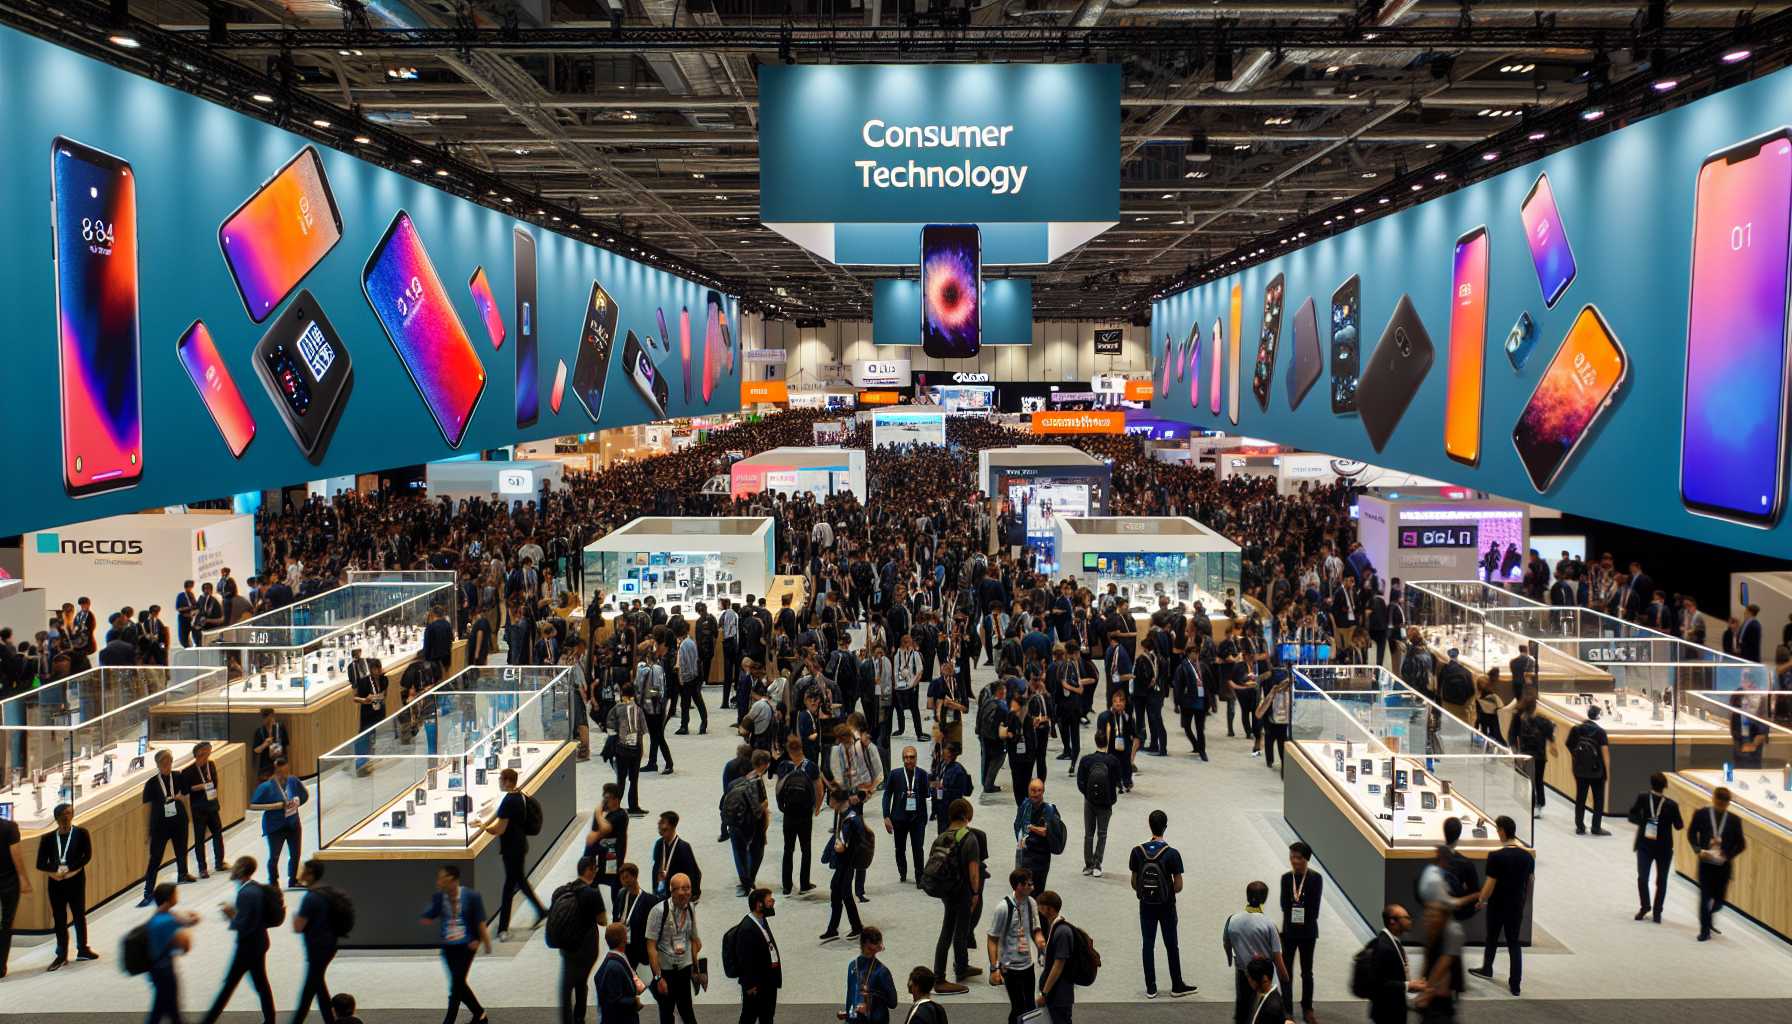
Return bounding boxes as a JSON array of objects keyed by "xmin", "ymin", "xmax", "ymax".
[
  {"xmin": 290, "ymin": 858, "xmax": 340, "ymax": 1024},
  {"xmin": 248, "ymin": 758, "xmax": 308, "ymax": 888},
  {"xmin": 145, "ymin": 882, "xmax": 197, "ymax": 1024},
  {"xmin": 843, "ymin": 927, "xmax": 898, "ymax": 1024},
  {"xmin": 198, "ymin": 856, "xmax": 277, "ymax": 1024},
  {"xmin": 420, "ymin": 864, "xmax": 491, "ymax": 1024}
]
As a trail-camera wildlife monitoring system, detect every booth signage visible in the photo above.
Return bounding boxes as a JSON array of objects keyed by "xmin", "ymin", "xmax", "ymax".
[
  {"xmin": 852, "ymin": 359, "xmax": 912, "ymax": 388},
  {"xmin": 951, "ymin": 372, "xmax": 991, "ymax": 384},
  {"xmin": 1123, "ymin": 380, "xmax": 1154, "ymax": 402},
  {"xmin": 743, "ymin": 349, "xmax": 789, "ymax": 364},
  {"xmin": 1031, "ymin": 410, "xmax": 1126, "ymax": 435},
  {"xmin": 1397, "ymin": 525, "xmax": 1479, "ymax": 549},
  {"xmin": 1093, "ymin": 329, "xmax": 1124, "ymax": 354},
  {"xmin": 857, "ymin": 390, "xmax": 903, "ymax": 405},
  {"xmin": 498, "ymin": 470, "xmax": 532, "ymax": 496},
  {"xmin": 742, "ymin": 380, "xmax": 790, "ymax": 404}
]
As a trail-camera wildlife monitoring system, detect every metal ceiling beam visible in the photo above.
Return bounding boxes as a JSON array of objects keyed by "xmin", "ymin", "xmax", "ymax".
[
  {"xmin": 335, "ymin": 89, "xmax": 1559, "ymax": 111},
  {"xmin": 466, "ymin": 129, "xmax": 1490, "ymax": 146}
]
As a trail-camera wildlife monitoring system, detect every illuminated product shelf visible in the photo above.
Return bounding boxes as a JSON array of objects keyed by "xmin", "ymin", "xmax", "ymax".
[{"xmin": 583, "ymin": 516, "xmax": 774, "ymax": 614}]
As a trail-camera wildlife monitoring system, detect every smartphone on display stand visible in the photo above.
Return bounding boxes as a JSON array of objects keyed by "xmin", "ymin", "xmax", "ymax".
[
  {"xmin": 1681, "ymin": 129, "xmax": 1792, "ymax": 528},
  {"xmin": 623, "ymin": 330, "xmax": 669, "ymax": 417},
  {"xmin": 513, "ymin": 228, "xmax": 539, "ymax": 429},
  {"xmin": 176, "ymin": 320, "xmax": 256, "ymax": 458},
  {"xmin": 1252, "ymin": 273, "xmax": 1286, "ymax": 411},
  {"xmin": 1357, "ymin": 294, "xmax": 1434, "ymax": 453},
  {"xmin": 251, "ymin": 289, "xmax": 353, "ymax": 464},
  {"xmin": 1330, "ymin": 274, "xmax": 1361, "ymax": 414},
  {"xmin": 52, "ymin": 137, "xmax": 142, "ymax": 497},
  {"xmin": 468, "ymin": 266, "xmax": 505, "ymax": 350},
  {"xmin": 1228, "ymin": 284, "xmax": 1244, "ymax": 424},
  {"xmin": 1520, "ymin": 171, "xmax": 1577, "ymax": 309},
  {"xmin": 1287, "ymin": 297, "xmax": 1321, "ymax": 410},
  {"xmin": 570, "ymin": 280, "xmax": 619, "ymax": 423},
  {"xmin": 1209, "ymin": 318, "xmax": 1223, "ymax": 415},
  {"xmin": 1504, "ymin": 312, "xmax": 1537, "ymax": 371},
  {"xmin": 550, "ymin": 359, "xmax": 567, "ymax": 414},
  {"xmin": 1513, "ymin": 304, "xmax": 1628, "ymax": 492},
  {"xmin": 218, "ymin": 146, "xmax": 342, "ymax": 324},
  {"xmin": 1445, "ymin": 226, "xmax": 1490, "ymax": 466},
  {"xmin": 921, "ymin": 224, "xmax": 982, "ymax": 359},
  {"xmin": 361, "ymin": 210, "xmax": 487, "ymax": 449}
]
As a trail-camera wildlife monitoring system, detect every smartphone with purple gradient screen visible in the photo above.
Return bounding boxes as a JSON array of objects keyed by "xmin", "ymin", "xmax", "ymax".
[
  {"xmin": 1681, "ymin": 129, "xmax": 1792, "ymax": 528},
  {"xmin": 1520, "ymin": 172, "xmax": 1576, "ymax": 309}
]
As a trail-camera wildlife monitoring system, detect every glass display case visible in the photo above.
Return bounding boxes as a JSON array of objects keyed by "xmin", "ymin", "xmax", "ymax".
[
  {"xmin": 177, "ymin": 570, "xmax": 454, "ymax": 708},
  {"xmin": 1407, "ymin": 582, "xmax": 1603, "ymax": 684},
  {"xmin": 0, "ymin": 666, "xmax": 228, "ymax": 830},
  {"xmin": 1291, "ymin": 665, "xmax": 1534, "ymax": 849},
  {"xmin": 583, "ymin": 517, "xmax": 774, "ymax": 614},
  {"xmin": 1480, "ymin": 603, "xmax": 1771, "ymax": 695},
  {"xmin": 1674, "ymin": 690, "xmax": 1792, "ymax": 832},
  {"xmin": 316, "ymin": 665, "xmax": 577, "ymax": 850},
  {"xmin": 1055, "ymin": 516, "xmax": 1242, "ymax": 617}
]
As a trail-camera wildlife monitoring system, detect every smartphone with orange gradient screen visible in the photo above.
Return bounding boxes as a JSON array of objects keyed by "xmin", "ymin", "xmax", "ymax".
[
  {"xmin": 1512, "ymin": 304, "xmax": 1627, "ymax": 492},
  {"xmin": 1445, "ymin": 226, "xmax": 1490, "ymax": 465},
  {"xmin": 550, "ymin": 359, "xmax": 567, "ymax": 414},
  {"xmin": 1228, "ymin": 284, "xmax": 1244, "ymax": 424},
  {"xmin": 468, "ymin": 266, "xmax": 505, "ymax": 350}
]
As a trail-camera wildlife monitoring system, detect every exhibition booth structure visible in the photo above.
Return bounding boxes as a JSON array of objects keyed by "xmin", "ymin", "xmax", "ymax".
[
  {"xmin": 314, "ymin": 665, "xmax": 579, "ymax": 947},
  {"xmin": 0, "ymin": 666, "xmax": 250, "ymax": 932},
  {"xmin": 1666, "ymin": 691, "xmax": 1792, "ymax": 940},
  {"xmin": 170, "ymin": 570, "xmax": 460, "ymax": 781},
  {"xmin": 583, "ymin": 516, "xmax": 775, "ymax": 614},
  {"xmin": 1056, "ymin": 516, "xmax": 1241, "ymax": 617},
  {"xmin": 729, "ymin": 446, "xmax": 868, "ymax": 500},
  {"xmin": 1286, "ymin": 665, "xmax": 1534, "ymax": 945},
  {"xmin": 424, "ymin": 459, "xmax": 567, "ymax": 503},
  {"xmin": 980, "ymin": 446, "xmax": 1112, "ymax": 569},
  {"xmin": 1357, "ymin": 495, "xmax": 1531, "ymax": 590}
]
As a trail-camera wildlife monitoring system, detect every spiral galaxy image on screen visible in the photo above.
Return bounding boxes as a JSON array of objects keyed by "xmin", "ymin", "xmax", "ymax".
[{"xmin": 923, "ymin": 226, "xmax": 979, "ymax": 355}]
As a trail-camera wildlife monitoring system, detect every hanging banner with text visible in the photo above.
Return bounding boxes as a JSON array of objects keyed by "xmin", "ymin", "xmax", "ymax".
[
  {"xmin": 759, "ymin": 64, "xmax": 1120, "ymax": 266},
  {"xmin": 1093, "ymin": 329, "xmax": 1124, "ymax": 355}
]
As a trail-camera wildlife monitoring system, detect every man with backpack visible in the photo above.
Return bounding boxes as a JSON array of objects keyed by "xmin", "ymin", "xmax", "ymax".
[
  {"xmin": 1012, "ymin": 778, "xmax": 1065, "ymax": 892},
  {"xmin": 1434, "ymin": 649, "xmax": 1476, "ymax": 727},
  {"xmin": 775, "ymin": 736, "xmax": 823, "ymax": 895},
  {"xmin": 1398, "ymin": 634, "xmax": 1435, "ymax": 701},
  {"xmin": 1353, "ymin": 903, "xmax": 1425, "ymax": 1024},
  {"xmin": 135, "ymin": 882, "xmax": 198, "ymax": 1024},
  {"xmin": 474, "ymin": 767, "xmax": 547, "ymax": 941},
  {"xmin": 1074, "ymin": 747, "xmax": 1121, "ymax": 878},
  {"xmin": 1221, "ymin": 882, "xmax": 1288, "ymax": 1024},
  {"xmin": 1035, "ymin": 890, "xmax": 1079, "ymax": 1024},
  {"xmin": 289, "ymin": 859, "xmax": 351, "ymax": 1024},
  {"xmin": 724, "ymin": 751, "xmax": 773, "ymax": 897},
  {"xmin": 547, "ymin": 855, "xmax": 609, "ymax": 1024},
  {"xmin": 974, "ymin": 682, "xmax": 1008, "ymax": 794},
  {"xmin": 1130, "ymin": 810, "xmax": 1196, "ymax": 1000},
  {"xmin": 820, "ymin": 787, "xmax": 868, "ymax": 942},
  {"xmin": 928, "ymin": 798, "xmax": 984, "ymax": 995},
  {"xmin": 1567, "ymin": 705, "xmax": 1613, "ymax": 836},
  {"xmin": 984, "ymin": 868, "xmax": 1046, "ymax": 1024},
  {"xmin": 198, "ymin": 856, "xmax": 280, "ymax": 1024}
]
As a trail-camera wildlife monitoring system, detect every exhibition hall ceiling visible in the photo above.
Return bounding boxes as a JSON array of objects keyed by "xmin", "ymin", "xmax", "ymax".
[{"xmin": 8, "ymin": 0, "xmax": 1787, "ymax": 320}]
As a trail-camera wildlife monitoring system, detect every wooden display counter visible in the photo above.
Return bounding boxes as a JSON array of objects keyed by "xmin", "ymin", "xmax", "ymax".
[
  {"xmin": 16, "ymin": 742, "xmax": 248, "ymax": 933},
  {"xmin": 1283, "ymin": 739, "xmax": 1534, "ymax": 947},
  {"xmin": 1527, "ymin": 698, "xmax": 1730, "ymax": 804},
  {"xmin": 313, "ymin": 741, "xmax": 578, "ymax": 947},
  {"xmin": 1664, "ymin": 772, "xmax": 1792, "ymax": 941},
  {"xmin": 149, "ymin": 641, "xmax": 466, "ymax": 786}
]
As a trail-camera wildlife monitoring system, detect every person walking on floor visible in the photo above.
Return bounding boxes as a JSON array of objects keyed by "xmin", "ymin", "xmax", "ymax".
[
  {"xmin": 931, "ymin": 742, "xmax": 974, "ymax": 837},
  {"xmin": 37, "ymin": 802, "xmax": 96, "ymax": 971},
  {"xmin": 884, "ymin": 745, "xmax": 932, "ymax": 886},
  {"xmin": 140, "ymin": 749, "xmax": 195, "ymax": 906},
  {"xmin": 144, "ymin": 882, "xmax": 199, "ymax": 1024},
  {"xmin": 1075, "ymin": 746, "xmax": 1121, "ymax": 877},
  {"xmin": 1416, "ymin": 900, "xmax": 1463, "ymax": 1023},
  {"xmin": 419, "ymin": 864, "xmax": 491, "ymax": 1024},
  {"xmin": 595, "ymin": 922, "xmax": 642, "ymax": 1024},
  {"xmin": 1467, "ymin": 816, "xmax": 1533, "ymax": 996},
  {"xmin": 199, "ymin": 856, "xmax": 278, "ymax": 1024},
  {"xmin": 1034, "ymin": 890, "xmax": 1075, "ymax": 1024},
  {"xmin": 606, "ymin": 682, "xmax": 649, "ymax": 815},
  {"xmin": 1278, "ymin": 841, "xmax": 1321, "ymax": 1022},
  {"xmin": 930, "ymin": 798, "xmax": 984, "ymax": 994},
  {"xmin": 843, "ymin": 927, "xmax": 899, "ymax": 1024},
  {"xmin": 733, "ymin": 887, "xmax": 781, "ymax": 1024},
  {"xmin": 650, "ymin": 812, "xmax": 703, "ymax": 902},
  {"xmin": 985, "ymin": 868, "xmax": 1045, "ymax": 1024},
  {"xmin": 473, "ymin": 767, "xmax": 547, "ymax": 941},
  {"xmin": 248, "ymin": 758, "xmax": 308, "ymax": 888},
  {"xmin": 724, "ymin": 750, "xmax": 772, "ymax": 896},
  {"xmin": 644, "ymin": 872, "xmax": 703, "ymax": 1024},
  {"xmin": 550, "ymin": 855, "xmax": 609, "ymax": 1024},
  {"xmin": 1689, "ymin": 786, "xmax": 1746, "ymax": 942},
  {"xmin": 1567, "ymin": 706, "xmax": 1612, "ymax": 835},
  {"xmin": 1626, "ymin": 772, "xmax": 1684, "ymax": 923},
  {"xmin": 775, "ymin": 736, "xmax": 823, "ymax": 895},
  {"xmin": 1222, "ymin": 882, "xmax": 1290, "ymax": 1024},
  {"xmin": 290, "ymin": 858, "xmax": 345, "ymax": 1024},
  {"xmin": 1131, "ymin": 809, "xmax": 1196, "ymax": 1000},
  {"xmin": 1012, "ymin": 779, "xmax": 1061, "ymax": 893},
  {"xmin": 1363, "ymin": 904, "xmax": 1426, "ymax": 1024},
  {"xmin": 820, "ymin": 788, "xmax": 867, "ymax": 942}
]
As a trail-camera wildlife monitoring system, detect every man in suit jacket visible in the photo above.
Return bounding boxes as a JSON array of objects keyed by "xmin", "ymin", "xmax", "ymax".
[
  {"xmin": 1689, "ymin": 787, "xmax": 1747, "ymax": 941},
  {"xmin": 883, "ymin": 746, "xmax": 931, "ymax": 886},
  {"xmin": 735, "ymin": 888, "xmax": 782, "ymax": 1024},
  {"xmin": 1366, "ymin": 904, "xmax": 1423, "ymax": 1024},
  {"xmin": 906, "ymin": 967, "xmax": 948, "ymax": 1024},
  {"xmin": 36, "ymin": 802, "xmax": 97, "ymax": 970},
  {"xmin": 1243, "ymin": 958, "xmax": 1291, "ymax": 1024},
  {"xmin": 1738, "ymin": 605, "xmax": 1764, "ymax": 664},
  {"xmin": 423, "ymin": 604, "xmax": 455, "ymax": 675},
  {"xmin": 1627, "ymin": 771, "xmax": 1685, "ymax": 923}
]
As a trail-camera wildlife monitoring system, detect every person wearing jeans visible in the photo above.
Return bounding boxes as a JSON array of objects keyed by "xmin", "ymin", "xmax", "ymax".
[
  {"xmin": 248, "ymin": 758, "xmax": 308, "ymax": 887},
  {"xmin": 420, "ymin": 865, "xmax": 490, "ymax": 1024},
  {"xmin": 931, "ymin": 799, "xmax": 983, "ymax": 995},
  {"xmin": 1130, "ymin": 810, "xmax": 1196, "ymax": 999},
  {"xmin": 985, "ymin": 869, "xmax": 1044, "ymax": 1024}
]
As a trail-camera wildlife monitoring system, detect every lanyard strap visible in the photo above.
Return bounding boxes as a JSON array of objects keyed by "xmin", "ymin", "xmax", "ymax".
[
  {"xmin": 1648, "ymin": 795, "xmax": 1663, "ymax": 820},
  {"xmin": 661, "ymin": 837, "xmax": 680, "ymax": 879},
  {"xmin": 1290, "ymin": 870, "xmax": 1306, "ymax": 903},
  {"xmin": 55, "ymin": 828, "xmax": 73, "ymax": 863},
  {"xmin": 157, "ymin": 773, "xmax": 174, "ymax": 800}
]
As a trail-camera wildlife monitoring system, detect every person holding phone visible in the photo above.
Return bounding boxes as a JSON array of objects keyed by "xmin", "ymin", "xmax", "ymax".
[{"xmin": 247, "ymin": 758, "xmax": 308, "ymax": 889}]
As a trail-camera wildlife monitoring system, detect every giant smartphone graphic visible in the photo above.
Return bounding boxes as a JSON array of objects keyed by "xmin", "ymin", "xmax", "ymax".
[
  {"xmin": 703, "ymin": 292, "xmax": 724, "ymax": 404},
  {"xmin": 1682, "ymin": 129, "xmax": 1792, "ymax": 527},
  {"xmin": 550, "ymin": 360, "xmax": 566, "ymax": 414},
  {"xmin": 251, "ymin": 289, "xmax": 352, "ymax": 464},
  {"xmin": 1252, "ymin": 273, "xmax": 1286, "ymax": 411},
  {"xmin": 218, "ymin": 146, "xmax": 342, "ymax": 323},
  {"xmin": 361, "ymin": 211, "xmax": 486, "ymax": 449},
  {"xmin": 719, "ymin": 303, "xmax": 735, "ymax": 374},
  {"xmin": 1358, "ymin": 295, "xmax": 1434, "ymax": 453},
  {"xmin": 1209, "ymin": 318, "xmax": 1224, "ymax": 415},
  {"xmin": 513, "ymin": 228, "xmax": 539, "ymax": 428},
  {"xmin": 1287, "ymin": 297, "xmax": 1321, "ymax": 411},
  {"xmin": 1330, "ymin": 274, "xmax": 1361, "ymax": 414},
  {"xmin": 52, "ymin": 137, "xmax": 142, "ymax": 498},
  {"xmin": 570, "ymin": 281, "xmax": 619, "ymax": 423},
  {"xmin": 921, "ymin": 224, "xmax": 982, "ymax": 359},
  {"xmin": 1520, "ymin": 171, "xmax": 1577, "ymax": 310},
  {"xmin": 623, "ymin": 330, "xmax": 668, "ymax": 417},
  {"xmin": 679, "ymin": 306, "xmax": 693, "ymax": 405},
  {"xmin": 1159, "ymin": 334, "xmax": 1175, "ymax": 394},
  {"xmin": 1445, "ymin": 227, "xmax": 1490, "ymax": 466},
  {"xmin": 1228, "ymin": 284, "xmax": 1244, "ymax": 424},
  {"xmin": 1187, "ymin": 323, "xmax": 1203, "ymax": 407},
  {"xmin": 468, "ymin": 266, "xmax": 505, "ymax": 351},
  {"xmin": 1514, "ymin": 305, "xmax": 1627, "ymax": 492},
  {"xmin": 177, "ymin": 320, "xmax": 255, "ymax": 458}
]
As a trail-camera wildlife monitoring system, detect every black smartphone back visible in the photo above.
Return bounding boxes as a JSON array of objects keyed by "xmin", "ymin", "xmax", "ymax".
[
  {"xmin": 252, "ymin": 288, "xmax": 353, "ymax": 464},
  {"xmin": 1330, "ymin": 275, "xmax": 1361, "ymax": 414},
  {"xmin": 570, "ymin": 281, "xmax": 618, "ymax": 422},
  {"xmin": 1357, "ymin": 294, "xmax": 1434, "ymax": 453},
  {"xmin": 1287, "ymin": 298, "xmax": 1321, "ymax": 410}
]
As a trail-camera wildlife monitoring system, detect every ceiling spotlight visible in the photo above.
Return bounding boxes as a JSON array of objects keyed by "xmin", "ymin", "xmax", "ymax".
[
  {"xmin": 252, "ymin": 93, "xmax": 274, "ymax": 104},
  {"xmin": 409, "ymin": 157, "xmax": 423, "ymax": 165},
  {"xmin": 502, "ymin": 197, "xmax": 513, "ymax": 204},
  {"xmin": 1297, "ymin": 231, "xmax": 1307, "ymax": 239},
  {"xmin": 1433, "ymin": 171, "xmax": 1448, "ymax": 180},
  {"xmin": 1721, "ymin": 48, "xmax": 1752, "ymax": 64},
  {"xmin": 353, "ymin": 135, "xmax": 372, "ymax": 145},
  {"xmin": 1652, "ymin": 78, "xmax": 1679, "ymax": 92},
  {"xmin": 312, "ymin": 119, "xmax": 331, "ymax": 129},
  {"xmin": 109, "ymin": 33, "xmax": 140, "ymax": 48},
  {"xmin": 1233, "ymin": 143, "xmax": 1251, "ymax": 151},
  {"xmin": 1527, "ymin": 130, "xmax": 1548, "ymax": 141},
  {"xmin": 1379, "ymin": 197, "xmax": 1390, "ymax": 204},
  {"xmin": 1353, "ymin": 206, "xmax": 1366, "ymax": 214},
  {"xmin": 1581, "ymin": 107, "xmax": 1606, "ymax": 122},
  {"xmin": 1481, "ymin": 151, "xmax": 1498, "ymax": 161},
  {"xmin": 1360, "ymin": 171, "xmax": 1378, "ymax": 179},
  {"xmin": 1322, "ymin": 219, "xmax": 1332, "ymax": 226},
  {"xmin": 434, "ymin": 168, "xmax": 449, "ymax": 177},
  {"xmin": 1410, "ymin": 183, "xmax": 1423, "ymax": 191},
  {"xmin": 1326, "ymin": 64, "xmax": 1341, "ymax": 74},
  {"xmin": 691, "ymin": 172, "xmax": 706, "ymax": 179},
  {"xmin": 1424, "ymin": 142, "xmax": 1438, "ymax": 149}
]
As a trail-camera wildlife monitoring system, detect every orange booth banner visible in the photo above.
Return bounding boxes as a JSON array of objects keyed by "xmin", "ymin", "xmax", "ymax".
[
  {"xmin": 857, "ymin": 390, "xmax": 903, "ymax": 405},
  {"xmin": 741, "ymin": 379, "xmax": 790, "ymax": 404},
  {"xmin": 1031, "ymin": 410, "xmax": 1126, "ymax": 435},
  {"xmin": 1123, "ymin": 379, "xmax": 1154, "ymax": 402}
]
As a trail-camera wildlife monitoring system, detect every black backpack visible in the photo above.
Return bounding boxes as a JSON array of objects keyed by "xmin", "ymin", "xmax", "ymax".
[
  {"xmin": 121, "ymin": 922, "xmax": 153, "ymax": 975},
  {"xmin": 544, "ymin": 882, "xmax": 589, "ymax": 950},
  {"xmin": 1081, "ymin": 756, "xmax": 1116, "ymax": 809},
  {"xmin": 523, "ymin": 794, "xmax": 545, "ymax": 836},
  {"xmin": 1134, "ymin": 845, "xmax": 1172, "ymax": 906},
  {"xmin": 258, "ymin": 883, "xmax": 286, "ymax": 928},
  {"xmin": 721, "ymin": 919, "xmax": 747, "ymax": 979},
  {"xmin": 1043, "ymin": 804, "xmax": 1068, "ymax": 857},
  {"xmin": 850, "ymin": 817, "xmax": 877, "ymax": 870},
  {"xmin": 317, "ymin": 884, "xmax": 355, "ymax": 938},
  {"xmin": 1570, "ymin": 729, "xmax": 1604, "ymax": 778},
  {"xmin": 776, "ymin": 765, "xmax": 813, "ymax": 815},
  {"xmin": 722, "ymin": 776, "xmax": 763, "ymax": 834},
  {"xmin": 1439, "ymin": 664, "xmax": 1473, "ymax": 706},
  {"xmin": 1058, "ymin": 919, "xmax": 1101, "ymax": 986},
  {"xmin": 920, "ymin": 828, "xmax": 966, "ymax": 898},
  {"xmin": 1399, "ymin": 649, "xmax": 1430, "ymax": 690},
  {"xmin": 975, "ymin": 695, "xmax": 1005, "ymax": 742},
  {"xmin": 1349, "ymin": 938, "xmax": 1380, "ymax": 999}
]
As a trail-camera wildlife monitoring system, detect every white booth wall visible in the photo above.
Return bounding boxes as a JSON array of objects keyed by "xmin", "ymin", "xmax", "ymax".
[
  {"xmin": 425, "ymin": 459, "xmax": 567, "ymax": 503},
  {"xmin": 1356, "ymin": 495, "xmax": 1531, "ymax": 593},
  {"xmin": 583, "ymin": 517, "xmax": 775, "ymax": 613},
  {"xmin": 729, "ymin": 447, "xmax": 868, "ymax": 500}
]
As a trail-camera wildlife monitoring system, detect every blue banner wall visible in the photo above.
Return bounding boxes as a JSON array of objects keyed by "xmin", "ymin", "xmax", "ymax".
[
  {"xmin": 1151, "ymin": 64, "xmax": 1792, "ymax": 557},
  {"xmin": 0, "ymin": 28, "xmax": 739, "ymax": 537},
  {"xmin": 872, "ymin": 279, "xmax": 1034, "ymax": 346}
]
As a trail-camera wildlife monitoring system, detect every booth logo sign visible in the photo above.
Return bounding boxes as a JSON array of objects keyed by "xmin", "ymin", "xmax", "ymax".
[
  {"xmin": 951, "ymin": 372, "xmax": 991, "ymax": 383},
  {"xmin": 36, "ymin": 532, "xmax": 145, "ymax": 556},
  {"xmin": 1093, "ymin": 329, "xmax": 1124, "ymax": 354}
]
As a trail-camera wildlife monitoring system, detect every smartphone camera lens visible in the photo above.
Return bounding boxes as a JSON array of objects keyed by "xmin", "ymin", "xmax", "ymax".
[{"xmin": 1395, "ymin": 329, "xmax": 1412, "ymax": 357}]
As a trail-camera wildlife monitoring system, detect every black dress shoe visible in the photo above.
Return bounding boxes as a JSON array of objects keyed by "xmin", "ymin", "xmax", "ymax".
[
  {"xmin": 176, "ymin": 875, "xmax": 197, "ymax": 884},
  {"xmin": 1467, "ymin": 967, "xmax": 1494, "ymax": 981},
  {"xmin": 674, "ymin": 728, "xmax": 690, "ymax": 735},
  {"xmin": 47, "ymin": 957, "xmax": 66, "ymax": 973},
  {"xmin": 76, "ymin": 949, "xmax": 99, "ymax": 961},
  {"xmin": 1635, "ymin": 909, "xmax": 1649, "ymax": 921}
]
